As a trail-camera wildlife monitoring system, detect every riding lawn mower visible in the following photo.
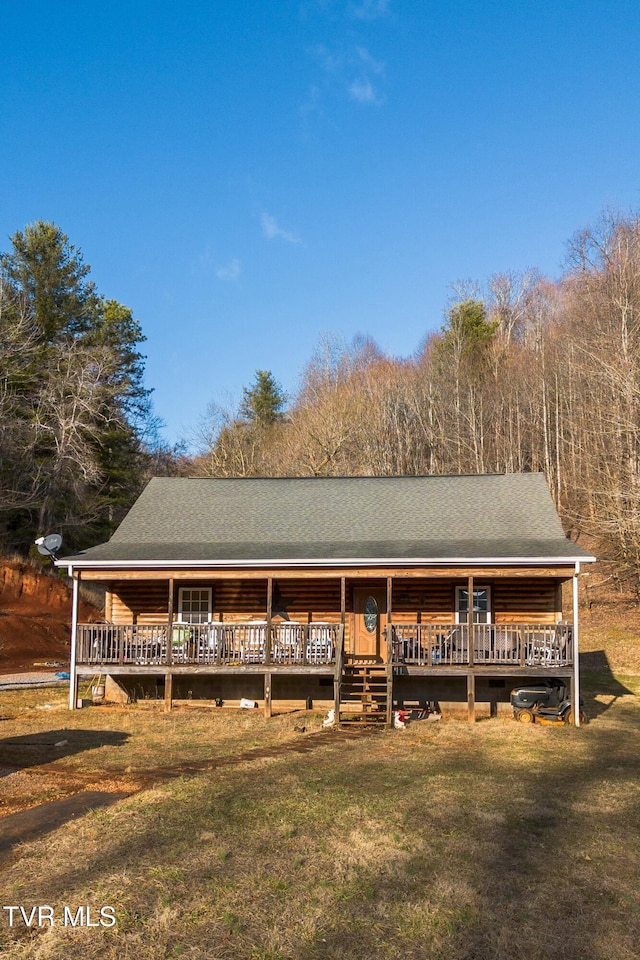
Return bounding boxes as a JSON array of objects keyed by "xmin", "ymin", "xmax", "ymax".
[{"xmin": 510, "ymin": 679, "xmax": 585, "ymax": 725}]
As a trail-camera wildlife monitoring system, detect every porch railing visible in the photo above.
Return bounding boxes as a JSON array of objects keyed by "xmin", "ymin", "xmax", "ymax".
[
  {"xmin": 76, "ymin": 621, "xmax": 343, "ymax": 667},
  {"xmin": 76, "ymin": 621, "xmax": 571, "ymax": 668},
  {"xmin": 389, "ymin": 622, "xmax": 573, "ymax": 667}
]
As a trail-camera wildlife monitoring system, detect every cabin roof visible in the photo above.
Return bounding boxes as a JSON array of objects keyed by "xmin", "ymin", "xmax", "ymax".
[{"xmin": 60, "ymin": 474, "xmax": 595, "ymax": 567}]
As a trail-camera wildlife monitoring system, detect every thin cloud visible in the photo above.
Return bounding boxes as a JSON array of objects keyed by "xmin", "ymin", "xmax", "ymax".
[
  {"xmin": 310, "ymin": 42, "xmax": 386, "ymax": 106},
  {"xmin": 349, "ymin": 0, "xmax": 390, "ymax": 20},
  {"xmin": 356, "ymin": 45, "xmax": 385, "ymax": 74},
  {"xmin": 261, "ymin": 212, "xmax": 303, "ymax": 245},
  {"xmin": 349, "ymin": 49, "xmax": 386, "ymax": 105},
  {"xmin": 349, "ymin": 78, "xmax": 378, "ymax": 103},
  {"xmin": 314, "ymin": 43, "xmax": 343, "ymax": 74},
  {"xmin": 215, "ymin": 258, "xmax": 242, "ymax": 281}
]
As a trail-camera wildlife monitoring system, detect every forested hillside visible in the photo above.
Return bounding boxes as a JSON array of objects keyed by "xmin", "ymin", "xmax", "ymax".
[
  {"xmin": 2, "ymin": 212, "xmax": 639, "ymax": 591},
  {"xmin": 193, "ymin": 211, "xmax": 640, "ymax": 589}
]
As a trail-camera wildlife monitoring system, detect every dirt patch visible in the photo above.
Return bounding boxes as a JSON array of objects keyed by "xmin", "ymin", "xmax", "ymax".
[
  {"xmin": 0, "ymin": 559, "xmax": 98, "ymax": 675},
  {"xmin": 0, "ymin": 724, "xmax": 377, "ymax": 861},
  {"xmin": 116, "ymin": 723, "xmax": 380, "ymax": 782}
]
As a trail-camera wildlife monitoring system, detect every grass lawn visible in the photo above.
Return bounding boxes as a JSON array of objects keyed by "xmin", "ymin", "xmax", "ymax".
[{"xmin": 1, "ymin": 669, "xmax": 639, "ymax": 960}]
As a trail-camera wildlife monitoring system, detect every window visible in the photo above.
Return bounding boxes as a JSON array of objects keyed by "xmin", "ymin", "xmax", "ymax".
[
  {"xmin": 178, "ymin": 588, "xmax": 212, "ymax": 624},
  {"xmin": 363, "ymin": 596, "xmax": 378, "ymax": 633},
  {"xmin": 455, "ymin": 586, "xmax": 491, "ymax": 624}
]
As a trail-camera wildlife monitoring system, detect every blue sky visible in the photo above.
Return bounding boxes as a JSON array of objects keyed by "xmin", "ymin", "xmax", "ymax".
[{"xmin": 2, "ymin": 1, "xmax": 640, "ymax": 446}]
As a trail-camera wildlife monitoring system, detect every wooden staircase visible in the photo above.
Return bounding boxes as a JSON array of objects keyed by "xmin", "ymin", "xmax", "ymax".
[{"xmin": 339, "ymin": 663, "xmax": 390, "ymax": 725}]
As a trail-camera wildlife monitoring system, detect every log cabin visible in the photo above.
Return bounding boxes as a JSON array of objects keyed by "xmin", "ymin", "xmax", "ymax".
[{"xmin": 57, "ymin": 473, "xmax": 595, "ymax": 724}]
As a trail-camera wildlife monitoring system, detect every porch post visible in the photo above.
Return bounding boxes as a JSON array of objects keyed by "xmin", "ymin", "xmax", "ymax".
[
  {"xmin": 467, "ymin": 575, "xmax": 474, "ymax": 667},
  {"xmin": 467, "ymin": 672, "xmax": 476, "ymax": 723},
  {"xmin": 334, "ymin": 577, "xmax": 346, "ymax": 720},
  {"xmin": 572, "ymin": 562, "xmax": 581, "ymax": 727},
  {"xmin": 467, "ymin": 574, "xmax": 475, "ymax": 722},
  {"xmin": 164, "ymin": 671, "xmax": 173, "ymax": 711},
  {"xmin": 265, "ymin": 578, "xmax": 272, "ymax": 665},
  {"xmin": 68, "ymin": 570, "xmax": 80, "ymax": 710},
  {"xmin": 386, "ymin": 576, "xmax": 393, "ymax": 726},
  {"xmin": 264, "ymin": 672, "xmax": 272, "ymax": 718},
  {"xmin": 166, "ymin": 577, "xmax": 174, "ymax": 666}
]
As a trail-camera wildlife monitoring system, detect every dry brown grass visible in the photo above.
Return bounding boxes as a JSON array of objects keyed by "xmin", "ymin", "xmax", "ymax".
[
  {"xmin": 580, "ymin": 600, "xmax": 640, "ymax": 674},
  {"xmin": 1, "ymin": 670, "xmax": 639, "ymax": 960},
  {"xmin": 574, "ymin": 568, "xmax": 640, "ymax": 675},
  {"xmin": 0, "ymin": 691, "xmax": 321, "ymax": 816}
]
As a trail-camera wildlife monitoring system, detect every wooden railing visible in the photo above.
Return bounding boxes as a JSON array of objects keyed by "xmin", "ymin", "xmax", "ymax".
[
  {"xmin": 389, "ymin": 622, "xmax": 573, "ymax": 667},
  {"xmin": 76, "ymin": 621, "xmax": 569, "ymax": 668},
  {"xmin": 76, "ymin": 622, "xmax": 342, "ymax": 667}
]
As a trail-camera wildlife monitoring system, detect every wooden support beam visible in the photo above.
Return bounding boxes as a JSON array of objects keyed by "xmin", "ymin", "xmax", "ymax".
[
  {"xmin": 386, "ymin": 576, "xmax": 393, "ymax": 726},
  {"xmin": 335, "ymin": 577, "xmax": 345, "ymax": 721},
  {"xmin": 166, "ymin": 577, "xmax": 174, "ymax": 666},
  {"xmin": 340, "ymin": 575, "xmax": 347, "ymax": 658},
  {"xmin": 118, "ymin": 617, "xmax": 125, "ymax": 667},
  {"xmin": 467, "ymin": 575, "xmax": 474, "ymax": 667},
  {"xmin": 264, "ymin": 672, "xmax": 272, "ymax": 718},
  {"xmin": 386, "ymin": 575, "xmax": 393, "ymax": 664},
  {"xmin": 572, "ymin": 565, "xmax": 581, "ymax": 727},
  {"xmin": 164, "ymin": 672, "xmax": 173, "ymax": 712},
  {"xmin": 78, "ymin": 564, "xmax": 577, "ymax": 582},
  {"xmin": 334, "ymin": 673, "xmax": 341, "ymax": 723},
  {"xmin": 69, "ymin": 573, "xmax": 80, "ymax": 710},
  {"xmin": 467, "ymin": 672, "xmax": 475, "ymax": 723},
  {"xmin": 265, "ymin": 578, "xmax": 272, "ymax": 665}
]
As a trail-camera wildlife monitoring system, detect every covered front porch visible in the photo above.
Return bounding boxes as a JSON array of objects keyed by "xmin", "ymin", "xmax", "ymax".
[{"xmin": 68, "ymin": 564, "xmax": 582, "ymax": 721}]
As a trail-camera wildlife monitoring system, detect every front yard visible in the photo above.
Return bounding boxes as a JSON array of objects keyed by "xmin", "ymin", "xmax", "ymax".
[{"xmin": 0, "ymin": 669, "xmax": 639, "ymax": 960}]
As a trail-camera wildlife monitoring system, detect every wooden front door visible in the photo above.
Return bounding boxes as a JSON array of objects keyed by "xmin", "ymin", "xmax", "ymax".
[{"xmin": 353, "ymin": 588, "xmax": 386, "ymax": 660}]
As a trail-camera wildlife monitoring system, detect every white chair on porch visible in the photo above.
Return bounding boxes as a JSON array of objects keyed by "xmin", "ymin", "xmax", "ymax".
[
  {"xmin": 274, "ymin": 621, "xmax": 302, "ymax": 663},
  {"xmin": 200, "ymin": 622, "xmax": 224, "ymax": 663},
  {"xmin": 306, "ymin": 622, "xmax": 333, "ymax": 663},
  {"xmin": 245, "ymin": 620, "xmax": 267, "ymax": 662}
]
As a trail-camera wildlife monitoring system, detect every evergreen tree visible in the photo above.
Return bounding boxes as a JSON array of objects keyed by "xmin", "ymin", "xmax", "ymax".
[
  {"xmin": 239, "ymin": 370, "xmax": 287, "ymax": 427},
  {"xmin": 1, "ymin": 221, "xmax": 100, "ymax": 343},
  {"xmin": 0, "ymin": 221, "xmax": 151, "ymax": 552},
  {"xmin": 439, "ymin": 298, "xmax": 497, "ymax": 367}
]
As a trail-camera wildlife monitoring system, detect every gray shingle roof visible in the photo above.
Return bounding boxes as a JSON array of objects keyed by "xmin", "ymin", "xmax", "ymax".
[{"xmin": 62, "ymin": 474, "xmax": 595, "ymax": 566}]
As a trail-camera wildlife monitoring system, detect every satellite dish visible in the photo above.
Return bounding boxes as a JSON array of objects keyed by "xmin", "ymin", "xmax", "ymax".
[{"xmin": 35, "ymin": 533, "xmax": 63, "ymax": 558}]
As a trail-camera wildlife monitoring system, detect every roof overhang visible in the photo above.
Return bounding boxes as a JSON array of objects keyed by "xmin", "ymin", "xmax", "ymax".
[{"xmin": 57, "ymin": 555, "xmax": 595, "ymax": 573}]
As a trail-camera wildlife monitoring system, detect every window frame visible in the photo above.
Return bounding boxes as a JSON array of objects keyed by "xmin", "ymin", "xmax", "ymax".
[
  {"xmin": 177, "ymin": 587, "xmax": 212, "ymax": 624},
  {"xmin": 455, "ymin": 585, "xmax": 492, "ymax": 625}
]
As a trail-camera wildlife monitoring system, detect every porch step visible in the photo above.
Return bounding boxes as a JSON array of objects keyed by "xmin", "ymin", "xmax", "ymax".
[
  {"xmin": 338, "ymin": 709, "xmax": 387, "ymax": 725},
  {"xmin": 339, "ymin": 664, "xmax": 389, "ymax": 725}
]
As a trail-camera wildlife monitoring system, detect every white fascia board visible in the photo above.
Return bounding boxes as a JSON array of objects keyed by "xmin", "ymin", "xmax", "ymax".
[{"xmin": 56, "ymin": 555, "xmax": 596, "ymax": 571}]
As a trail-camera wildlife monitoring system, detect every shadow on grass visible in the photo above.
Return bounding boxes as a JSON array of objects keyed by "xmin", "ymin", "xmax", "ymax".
[
  {"xmin": 0, "ymin": 791, "xmax": 131, "ymax": 861},
  {"xmin": 307, "ymin": 718, "xmax": 640, "ymax": 960},
  {"xmin": 0, "ymin": 729, "xmax": 132, "ymax": 864},
  {"xmin": 0, "ymin": 728, "xmax": 130, "ymax": 777},
  {"xmin": 459, "ymin": 726, "xmax": 639, "ymax": 959},
  {"xmin": 3, "ymin": 708, "xmax": 639, "ymax": 959},
  {"xmin": 580, "ymin": 651, "xmax": 635, "ymax": 718}
]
